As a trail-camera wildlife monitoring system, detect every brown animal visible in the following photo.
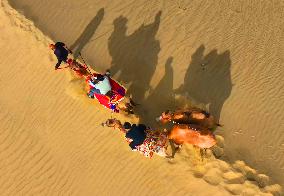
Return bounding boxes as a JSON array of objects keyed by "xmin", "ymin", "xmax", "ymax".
[
  {"xmin": 158, "ymin": 107, "xmax": 221, "ymax": 130},
  {"xmin": 102, "ymin": 118, "xmax": 127, "ymax": 133},
  {"xmin": 169, "ymin": 124, "xmax": 216, "ymax": 149},
  {"xmin": 67, "ymin": 59, "xmax": 89, "ymax": 77}
]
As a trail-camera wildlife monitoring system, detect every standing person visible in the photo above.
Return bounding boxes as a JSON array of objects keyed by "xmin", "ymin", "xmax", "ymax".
[{"xmin": 49, "ymin": 42, "xmax": 72, "ymax": 70}]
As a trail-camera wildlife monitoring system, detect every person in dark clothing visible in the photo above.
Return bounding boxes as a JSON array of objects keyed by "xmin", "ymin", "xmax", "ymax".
[
  {"xmin": 49, "ymin": 42, "xmax": 72, "ymax": 70},
  {"xmin": 123, "ymin": 122, "xmax": 147, "ymax": 150}
]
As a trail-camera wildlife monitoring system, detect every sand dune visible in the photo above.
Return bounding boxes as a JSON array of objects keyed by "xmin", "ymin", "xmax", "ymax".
[{"xmin": 0, "ymin": 0, "xmax": 283, "ymax": 195}]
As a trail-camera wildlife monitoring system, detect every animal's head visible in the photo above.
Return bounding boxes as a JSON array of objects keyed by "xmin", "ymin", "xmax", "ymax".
[
  {"xmin": 156, "ymin": 110, "xmax": 172, "ymax": 123},
  {"xmin": 102, "ymin": 118, "xmax": 121, "ymax": 128}
]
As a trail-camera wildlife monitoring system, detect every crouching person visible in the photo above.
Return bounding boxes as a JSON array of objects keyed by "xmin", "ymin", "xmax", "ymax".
[{"xmin": 103, "ymin": 119, "xmax": 169, "ymax": 158}]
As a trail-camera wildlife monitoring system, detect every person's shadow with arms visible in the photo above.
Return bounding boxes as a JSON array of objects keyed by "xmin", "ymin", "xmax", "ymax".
[{"xmin": 70, "ymin": 8, "xmax": 105, "ymax": 59}]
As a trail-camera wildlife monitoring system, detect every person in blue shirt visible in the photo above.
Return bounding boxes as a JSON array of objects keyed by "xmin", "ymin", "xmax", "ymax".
[{"xmin": 49, "ymin": 42, "xmax": 72, "ymax": 70}]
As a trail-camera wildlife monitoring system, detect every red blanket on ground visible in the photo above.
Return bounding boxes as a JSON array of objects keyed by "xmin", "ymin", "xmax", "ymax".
[
  {"xmin": 66, "ymin": 58, "xmax": 126, "ymax": 111},
  {"xmin": 86, "ymin": 74, "xmax": 126, "ymax": 111}
]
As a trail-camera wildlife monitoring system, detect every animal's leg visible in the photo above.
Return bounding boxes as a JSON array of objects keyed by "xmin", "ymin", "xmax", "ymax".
[
  {"xmin": 168, "ymin": 139, "xmax": 182, "ymax": 158},
  {"xmin": 200, "ymin": 148, "xmax": 206, "ymax": 161}
]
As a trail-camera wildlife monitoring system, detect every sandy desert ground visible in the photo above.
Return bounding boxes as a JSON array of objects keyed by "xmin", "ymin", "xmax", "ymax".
[{"xmin": 0, "ymin": 0, "xmax": 283, "ymax": 195}]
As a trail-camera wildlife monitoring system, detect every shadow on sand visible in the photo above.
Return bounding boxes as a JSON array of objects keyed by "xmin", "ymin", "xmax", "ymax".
[
  {"xmin": 108, "ymin": 12, "xmax": 232, "ymax": 126},
  {"xmin": 140, "ymin": 57, "xmax": 175, "ymax": 125},
  {"xmin": 136, "ymin": 44, "xmax": 232, "ymax": 126},
  {"xmin": 70, "ymin": 8, "xmax": 104, "ymax": 59},
  {"xmin": 108, "ymin": 11, "xmax": 162, "ymax": 106},
  {"xmin": 175, "ymin": 45, "xmax": 232, "ymax": 122}
]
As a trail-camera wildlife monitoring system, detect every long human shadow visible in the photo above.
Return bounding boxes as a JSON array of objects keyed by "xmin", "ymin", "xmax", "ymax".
[
  {"xmin": 175, "ymin": 45, "xmax": 232, "ymax": 122},
  {"xmin": 108, "ymin": 11, "xmax": 162, "ymax": 104},
  {"xmin": 70, "ymin": 8, "xmax": 104, "ymax": 59},
  {"xmin": 138, "ymin": 57, "xmax": 174, "ymax": 125}
]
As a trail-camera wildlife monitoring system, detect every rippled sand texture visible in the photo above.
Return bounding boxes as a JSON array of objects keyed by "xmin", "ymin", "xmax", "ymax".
[
  {"xmin": 1, "ymin": 0, "xmax": 283, "ymax": 195},
  {"xmin": 8, "ymin": 0, "xmax": 283, "ymax": 185}
]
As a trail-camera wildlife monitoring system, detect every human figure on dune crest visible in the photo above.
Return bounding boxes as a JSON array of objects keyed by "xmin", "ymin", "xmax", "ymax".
[
  {"xmin": 102, "ymin": 119, "xmax": 169, "ymax": 158},
  {"xmin": 49, "ymin": 42, "xmax": 72, "ymax": 70}
]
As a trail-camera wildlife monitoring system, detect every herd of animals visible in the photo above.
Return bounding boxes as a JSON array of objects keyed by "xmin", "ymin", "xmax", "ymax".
[
  {"xmin": 103, "ymin": 107, "xmax": 221, "ymax": 158},
  {"xmin": 66, "ymin": 57, "xmax": 222, "ymax": 158}
]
